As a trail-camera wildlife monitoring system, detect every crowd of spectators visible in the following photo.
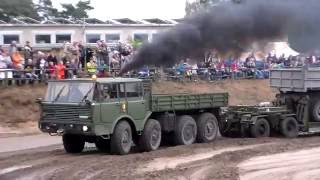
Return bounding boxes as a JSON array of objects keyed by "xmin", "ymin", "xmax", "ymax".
[
  {"xmin": 0, "ymin": 40, "xmax": 135, "ymax": 81},
  {"xmin": 1, "ymin": 40, "xmax": 320, "ymax": 82}
]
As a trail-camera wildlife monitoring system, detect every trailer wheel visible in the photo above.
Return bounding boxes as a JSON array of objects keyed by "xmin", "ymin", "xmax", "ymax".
[
  {"xmin": 280, "ymin": 117, "xmax": 299, "ymax": 138},
  {"xmin": 95, "ymin": 138, "xmax": 110, "ymax": 152},
  {"xmin": 311, "ymin": 98, "xmax": 320, "ymax": 122},
  {"xmin": 110, "ymin": 121, "xmax": 132, "ymax": 155},
  {"xmin": 139, "ymin": 119, "xmax": 162, "ymax": 152},
  {"xmin": 175, "ymin": 115, "xmax": 197, "ymax": 145},
  {"xmin": 250, "ymin": 118, "xmax": 270, "ymax": 138},
  {"xmin": 196, "ymin": 113, "xmax": 219, "ymax": 143},
  {"xmin": 63, "ymin": 134, "xmax": 85, "ymax": 153}
]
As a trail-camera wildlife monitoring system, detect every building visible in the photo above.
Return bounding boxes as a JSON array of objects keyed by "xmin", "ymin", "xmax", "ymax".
[{"xmin": 0, "ymin": 17, "xmax": 181, "ymax": 49}]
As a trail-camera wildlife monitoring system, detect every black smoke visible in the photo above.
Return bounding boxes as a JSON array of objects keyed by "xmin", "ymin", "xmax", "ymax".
[{"xmin": 121, "ymin": 0, "xmax": 320, "ymax": 73}]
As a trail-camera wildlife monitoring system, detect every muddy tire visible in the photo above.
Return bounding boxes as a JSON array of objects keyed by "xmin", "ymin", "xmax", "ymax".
[
  {"xmin": 95, "ymin": 138, "xmax": 110, "ymax": 152},
  {"xmin": 110, "ymin": 121, "xmax": 132, "ymax": 155},
  {"xmin": 139, "ymin": 119, "xmax": 162, "ymax": 152},
  {"xmin": 310, "ymin": 97, "xmax": 320, "ymax": 122},
  {"xmin": 175, "ymin": 115, "xmax": 197, "ymax": 145},
  {"xmin": 250, "ymin": 118, "xmax": 270, "ymax": 138},
  {"xmin": 62, "ymin": 134, "xmax": 85, "ymax": 153},
  {"xmin": 281, "ymin": 117, "xmax": 299, "ymax": 138},
  {"xmin": 196, "ymin": 113, "xmax": 219, "ymax": 143}
]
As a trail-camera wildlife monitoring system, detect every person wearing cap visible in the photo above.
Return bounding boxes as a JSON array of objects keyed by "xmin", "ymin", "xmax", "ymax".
[{"xmin": 23, "ymin": 41, "xmax": 33, "ymax": 66}]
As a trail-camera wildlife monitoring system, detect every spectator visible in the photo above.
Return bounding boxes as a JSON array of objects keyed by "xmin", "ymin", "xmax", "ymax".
[
  {"xmin": 24, "ymin": 59, "xmax": 38, "ymax": 80},
  {"xmin": 47, "ymin": 53, "xmax": 57, "ymax": 65},
  {"xmin": 96, "ymin": 40, "xmax": 108, "ymax": 66},
  {"xmin": 87, "ymin": 58, "xmax": 97, "ymax": 76},
  {"xmin": 0, "ymin": 49, "xmax": 12, "ymax": 69},
  {"xmin": 23, "ymin": 41, "xmax": 33, "ymax": 65},
  {"xmin": 70, "ymin": 41, "xmax": 80, "ymax": 66},
  {"xmin": 66, "ymin": 59, "xmax": 78, "ymax": 79},
  {"xmin": 47, "ymin": 61, "xmax": 56, "ymax": 79},
  {"xmin": 56, "ymin": 60, "xmax": 66, "ymax": 79}
]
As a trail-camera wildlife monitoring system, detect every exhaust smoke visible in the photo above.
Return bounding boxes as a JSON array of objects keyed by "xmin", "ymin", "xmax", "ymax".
[{"xmin": 121, "ymin": 0, "xmax": 320, "ymax": 73}]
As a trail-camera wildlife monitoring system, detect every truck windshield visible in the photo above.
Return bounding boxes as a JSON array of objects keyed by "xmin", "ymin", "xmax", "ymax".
[{"xmin": 45, "ymin": 81, "xmax": 95, "ymax": 103}]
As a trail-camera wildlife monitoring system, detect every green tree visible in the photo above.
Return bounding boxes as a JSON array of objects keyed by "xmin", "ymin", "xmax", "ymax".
[
  {"xmin": 185, "ymin": 0, "xmax": 242, "ymax": 15},
  {"xmin": 36, "ymin": 0, "xmax": 59, "ymax": 20},
  {"xmin": 0, "ymin": 0, "xmax": 39, "ymax": 21},
  {"xmin": 60, "ymin": 0, "xmax": 94, "ymax": 19}
]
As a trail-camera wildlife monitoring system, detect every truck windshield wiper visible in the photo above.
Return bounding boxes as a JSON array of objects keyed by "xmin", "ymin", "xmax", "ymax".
[
  {"xmin": 80, "ymin": 85, "xmax": 94, "ymax": 103},
  {"xmin": 52, "ymin": 86, "xmax": 66, "ymax": 103}
]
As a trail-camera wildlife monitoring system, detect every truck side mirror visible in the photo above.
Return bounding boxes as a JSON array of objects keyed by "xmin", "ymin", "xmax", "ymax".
[{"xmin": 36, "ymin": 98, "xmax": 43, "ymax": 104}]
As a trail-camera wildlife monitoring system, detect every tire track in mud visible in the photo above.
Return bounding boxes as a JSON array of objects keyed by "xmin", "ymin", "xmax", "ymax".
[
  {"xmin": 239, "ymin": 147, "xmax": 320, "ymax": 180},
  {"xmin": 1, "ymin": 137, "xmax": 320, "ymax": 180}
]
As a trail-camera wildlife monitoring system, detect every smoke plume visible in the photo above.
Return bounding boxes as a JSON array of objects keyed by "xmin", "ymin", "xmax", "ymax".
[{"xmin": 121, "ymin": 0, "xmax": 320, "ymax": 73}]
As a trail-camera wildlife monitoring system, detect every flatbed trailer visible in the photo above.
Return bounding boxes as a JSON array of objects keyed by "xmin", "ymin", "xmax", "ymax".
[{"xmin": 221, "ymin": 66, "xmax": 320, "ymax": 138}]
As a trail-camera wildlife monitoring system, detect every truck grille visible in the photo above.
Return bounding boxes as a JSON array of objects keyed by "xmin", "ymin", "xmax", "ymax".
[{"xmin": 41, "ymin": 104, "xmax": 91, "ymax": 121}]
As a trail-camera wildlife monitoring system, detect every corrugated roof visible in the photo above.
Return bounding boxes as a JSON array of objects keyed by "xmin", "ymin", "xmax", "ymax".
[{"xmin": 0, "ymin": 16, "xmax": 183, "ymax": 25}]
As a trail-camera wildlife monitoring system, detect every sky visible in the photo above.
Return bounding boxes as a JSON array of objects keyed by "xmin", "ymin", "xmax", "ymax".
[{"xmin": 49, "ymin": 0, "xmax": 187, "ymax": 20}]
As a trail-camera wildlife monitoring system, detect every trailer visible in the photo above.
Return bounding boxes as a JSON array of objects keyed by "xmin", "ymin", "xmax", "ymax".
[{"xmin": 221, "ymin": 66, "xmax": 320, "ymax": 138}]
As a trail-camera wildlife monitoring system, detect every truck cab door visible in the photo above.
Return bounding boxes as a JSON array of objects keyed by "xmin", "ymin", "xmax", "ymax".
[
  {"xmin": 125, "ymin": 82, "xmax": 146, "ymax": 121},
  {"xmin": 99, "ymin": 83, "xmax": 121, "ymax": 124}
]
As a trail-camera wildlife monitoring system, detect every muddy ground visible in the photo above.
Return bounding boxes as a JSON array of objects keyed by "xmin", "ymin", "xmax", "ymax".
[{"xmin": 0, "ymin": 136, "xmax": 319, "ymax": 180}]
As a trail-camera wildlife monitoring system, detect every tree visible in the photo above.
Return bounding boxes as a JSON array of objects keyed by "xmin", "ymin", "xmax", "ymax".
[
  {"xmin": 60, "ymin": 0, "xmax": 94, "ymax": 19},
  {"xmin": 185, "ymin": 0, "xmax": 242, "ymax": 15},
  {"xmin": 36, "ymin": 0, "xmax": 59, "ymax": 20},
  {"xmin": 0, "ymin": 0, "xmax": 39, "ymax": 21}
]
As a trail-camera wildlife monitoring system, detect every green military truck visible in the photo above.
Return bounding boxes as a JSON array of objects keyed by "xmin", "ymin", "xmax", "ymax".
[
  {"xmin": 221, "ymin": 66, "xmax": 320, "ymax": 138},
  {"xmin": 38, "ymin": 78, "xmax": 228, "ymax": 155}
]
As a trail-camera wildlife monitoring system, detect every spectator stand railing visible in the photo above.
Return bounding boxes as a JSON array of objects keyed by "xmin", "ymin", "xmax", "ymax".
[{"xmin": 0, "ymin": 67, "xmax": 270, "ymax": 87}]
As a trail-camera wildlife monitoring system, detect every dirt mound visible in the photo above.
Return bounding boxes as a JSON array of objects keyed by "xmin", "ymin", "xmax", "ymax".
[
  {"xmin": 153, "ymin": 79, "xmax": 276, "ymax": 105},
  {"xmin": 0, "ymin": 80, "xmax": 276, "ymax": 134},
  {"xmin": 0, "ymin": 85, "xmax": 46, "ymax": 134}
]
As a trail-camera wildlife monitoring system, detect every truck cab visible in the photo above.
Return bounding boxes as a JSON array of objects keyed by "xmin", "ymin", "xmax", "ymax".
[{"xmin": 39, "ymin": 78, "xmax": 150, "ymax": 154}]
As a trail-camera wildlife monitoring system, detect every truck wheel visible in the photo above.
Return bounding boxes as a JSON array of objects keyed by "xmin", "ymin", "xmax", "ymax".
[
  {"xmin": 175, "ymin": 115, "xmax": 197, "ymax": 145},
  {"xmin": 311, "ymin": 98, "xmax": 320, "ymax": 122},
  {"xmin": 62, "ymin": 134, "xmax": 85, "ymax": 153},
  {"xmin": 281, "ymin": 117, "xmax": 299, "ymax": 138},
  {"xmin": 139, "ymin": 119, "xmax": 162, "ymax": 152},
  {"xmin": 250, "ymin": 118, "xmax": 270, "ymax": 138},
  {"xmin": 196, "ymin": 113, "xmax": 219, "ymax": 143},
  {"xmin": 95, "ymin": 138, "xmax": 110, "ymax": 152},
  {"xmin": 110, "ymin": 121, "xmax": 132, "ymax": 155}
]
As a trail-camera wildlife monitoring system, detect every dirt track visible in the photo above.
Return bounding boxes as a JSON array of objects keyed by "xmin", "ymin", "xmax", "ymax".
[{"xmin": 0, "ymin": 136, "xmax": 320, "ymax": 180}]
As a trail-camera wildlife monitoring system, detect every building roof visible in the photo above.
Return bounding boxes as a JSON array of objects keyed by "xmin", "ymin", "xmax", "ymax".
[{"xmin": 0, "ymin": 16, "xmax": 182, "ymax": 26}]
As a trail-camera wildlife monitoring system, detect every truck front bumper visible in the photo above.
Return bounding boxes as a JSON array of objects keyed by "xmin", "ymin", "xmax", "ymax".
[{"xmin": 39, "ymin": 121, "xmax": 94, "ymax": 135}]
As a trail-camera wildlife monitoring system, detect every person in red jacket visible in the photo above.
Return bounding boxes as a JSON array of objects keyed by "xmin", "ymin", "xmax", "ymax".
[{"xmin": 56, "ymin": 60, "xmax": 66, "ymax": 79}]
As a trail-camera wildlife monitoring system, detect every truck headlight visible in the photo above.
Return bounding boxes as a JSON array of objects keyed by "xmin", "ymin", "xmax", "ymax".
[{"xmin": 82, "ymin": 126, "xmax": 89, "ymax": 132}]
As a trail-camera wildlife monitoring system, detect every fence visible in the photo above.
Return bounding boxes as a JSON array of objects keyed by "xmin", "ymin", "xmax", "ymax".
[{"xmin": 0, "ymin": 67, "xmax": 270, "ymax": 87}]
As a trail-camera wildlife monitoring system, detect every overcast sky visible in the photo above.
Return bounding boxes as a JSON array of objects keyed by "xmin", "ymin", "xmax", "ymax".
[{"xmin": 49, "ymin": 0, "xmax": 187, "ymax": 20}]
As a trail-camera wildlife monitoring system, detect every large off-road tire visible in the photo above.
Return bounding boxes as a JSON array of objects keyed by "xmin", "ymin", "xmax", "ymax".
[
  {"xmin": 175, "ymin": 115, "xmax": 197, "ymax": 145},
  {"xmin": 62, "ymin": 134, "xmax": 85, "ymax": 153},
  {"xmin": 250, "ymin": 118, "xmax": 270, "ymax": 138},
  {"xmin": 95, "ymin": 138, "xmax": 110, "ymax": 152},
  {"xmin": 310, "ymin": 97, "xmax": 320, "ymax": 122},
  {"xmin": 196, "ymin": 113, "xmax": 219, "ymax": 143},
  {"xmin": 281, "ymin": 117, "xmax": 299, "ymax": 138},
  {"xmin": 110, "ymin": 121, "xmax": 132, "ymax": 155},
  {"xmin": 139, "ymin": 119, "xmax": 162, "ymax": 152}
]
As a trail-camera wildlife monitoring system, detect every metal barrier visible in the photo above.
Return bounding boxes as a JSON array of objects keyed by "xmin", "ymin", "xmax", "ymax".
[{"xmin": 0, "ymin": 67, "xmax": 270, "ymax": 87}]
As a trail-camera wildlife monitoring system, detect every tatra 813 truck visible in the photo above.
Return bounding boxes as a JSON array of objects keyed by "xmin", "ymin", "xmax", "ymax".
[
  {"xmin": 38, "ymin": 78, "xmax": 228, "ymax": 155},
  {"xmin": 221, "ymin": 66, "xmax": 320, "ymax": 138}
]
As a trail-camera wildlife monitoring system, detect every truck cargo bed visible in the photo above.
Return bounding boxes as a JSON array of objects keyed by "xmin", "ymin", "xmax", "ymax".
[
  {"xmin": 270, "ymin": 66, "xmax": 320, "ymax": 92},
  {"xmin": 151, "ymin": 93, "xmax": 228, "ymax": 112}
]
